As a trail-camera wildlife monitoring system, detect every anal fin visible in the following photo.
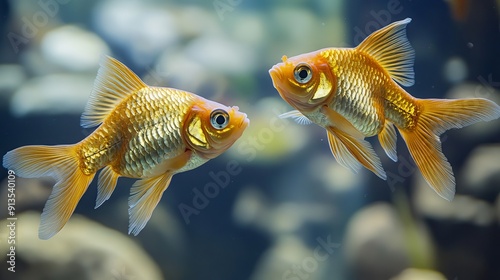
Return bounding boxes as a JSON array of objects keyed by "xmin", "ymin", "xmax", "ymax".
[
  {"xmin": 95, "ymin": 165, "xmax": 121, "ymax": 209},
  {"xmin": 378, "ymin": 121, "xmax": 398, "ymax": 162}
]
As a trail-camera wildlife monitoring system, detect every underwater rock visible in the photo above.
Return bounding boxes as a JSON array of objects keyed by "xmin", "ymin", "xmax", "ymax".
[
  {"xmin": 232, "ymin": 187, "xmax": 268, "ymax": 227},
  {"xmin": 390, "ymin": 268, "xmax": 447, "ymax": 280},
  {"xmin": 267, "ymin": 6, "xmax": 346, "ymax": 64},
  {"xmin": 459, "ymin": 145, "xmax": 500, "ymax": 198},
  {"xmin": 10, "ymin": 73, "xmax": 94, "ymax": 116},
  {"xmin": 175, "ymin": 5, "xmax": 221, "ymax": 39},
  {"xmin": 233, "ymin": 187, "xmax": 335, "ymax": 237},
  {"xmin": 40, "ymin": 25, "xmax": 109, "ymax": 72},
  {"xmin": 233, "ymin": 186, "xmax": 335, "ymax": 238},
  {"xmin": 496, "ymin": 194, "xmax": 500, "ymax": 224},
  {"xmin": 93, "ymin": 196, "xmax": 188, "ymax": 280},
  {"xmin": 249, "ymin": 236, "xmax": 327, "ymax": 280},
  {"xmin": 184, "ymin": 34, "xmax": 257, "ymax": 75},
  {"xmin": 309, "ymin": 154, "xmax": 365, "ymax": 193},
  {"xmin": 443, "ymin": 57, "xmax": 468, "ymax": 84},
  {"xmin": 0, "ymin": 64, "xmax": 26, "ymax": 98},
  {"xmin": 154, "ymin": 33, "xmax": 257, "ymax": 93},
  {"xmin": 344, "ymin": 203, "xmax": 428, "ymax": 280},
  {"xmin": 414, "ymin": 174, "xmax": 497, "ymax": 279},
  {"xmin": 228, "ymin": 11, "xmax": 267, "ymax": 49},
  {"xmin": 0, "ymin": 212, "xmax": 163, "ymax": 280}
]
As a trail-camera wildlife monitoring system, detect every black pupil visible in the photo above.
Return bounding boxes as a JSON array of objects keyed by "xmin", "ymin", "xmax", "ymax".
[
  {"xmin": 215, "ymin": 114, "xmax": 226, "ymax": 125},
  {"xmin": 299, "ymin": 68, "xmax": 309, "ymax": 80}
]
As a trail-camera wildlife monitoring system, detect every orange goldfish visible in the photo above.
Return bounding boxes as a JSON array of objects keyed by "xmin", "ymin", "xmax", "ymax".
[
  {"xmin": 269, "ymin": 18, "xmax": 500, "ymax": 200},
  {"xmin": 3, "ymin": 56, "xmax": 249, "ymax": 239}
]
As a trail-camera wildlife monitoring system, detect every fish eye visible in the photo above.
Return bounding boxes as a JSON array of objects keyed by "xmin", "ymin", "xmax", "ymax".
[
  {"xmin": 293, "ymin": 63, "xmax": 312, "ymax": 84},
  {"xmin": 210, "ymin": 109, "xmax": 230, "ymax": 130}
]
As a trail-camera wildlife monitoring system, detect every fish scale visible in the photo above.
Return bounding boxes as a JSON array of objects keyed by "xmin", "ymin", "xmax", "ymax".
[
  {"xmin": 323, "ymin": 49, "xmax": 383, "ymax": 136},
  {"xmin": 78, "ymin": 88, "xmax": 190, "ymax": 178},
  {"xmin": 117, "ymin": 88, "xmax": 195, "ymax": 178}
]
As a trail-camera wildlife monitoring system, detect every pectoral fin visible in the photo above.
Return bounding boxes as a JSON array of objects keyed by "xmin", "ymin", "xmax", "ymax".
[
  {"xmin": 128, "ymin": 151, "xmax": 191, "ymax": 235},
  {"xmin": 279, "ymin": 110, "xmax": 313, "ymax": 125},
  {"xmin": 128, "ymin": 173, "xmax": 173, "ymax": 236},
  {"xmin": 320, "ymin": 106, "xmax": 364, "ymax": 138},
  {"xmin": 326, "ymin": 131, "xmax": 362, "ymax": 173},
  {"xmin": 326, "ymin": 126, "xmax": 386, "ymax": 180},
  {"xmin": 321, "ymin": 105, "xmax": 386, "ymax": 179}
]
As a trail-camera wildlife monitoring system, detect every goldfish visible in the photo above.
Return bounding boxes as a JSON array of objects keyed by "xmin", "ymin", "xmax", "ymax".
[
  {"xmin": 3, "ymin": 56, "xmax": 249, "ymax": 239},
  {"xmin": 269, "ymin": 18, "xmax": 500, "ymax": 201}
]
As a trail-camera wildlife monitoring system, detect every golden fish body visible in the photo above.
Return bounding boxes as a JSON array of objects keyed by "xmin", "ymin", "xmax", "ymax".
[
  {"xmin": 3, "ymin": 57, "xmax": 249, "ymax": 239},
  {"xmin": 269, "ymin": 18, "xmax": 500, "ymax": 201},
  {"xmin": 318, "ymin": 48, "xmax": 419, "ymax": 135},
  {"xmin": 79, "ymin": 87, "xmax": 197, "ymax": 178}
]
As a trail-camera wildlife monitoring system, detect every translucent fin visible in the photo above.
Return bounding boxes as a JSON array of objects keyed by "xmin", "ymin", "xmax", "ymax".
[
  {"xmin": 356, "ymin": 18, "xmax": 415, "ymax": 87},
  {"xmin": 95, "ymin": 165, "xmax": 120, "ymax": 209},
  {"xmin": 320, "ymin": 105, "xmax": 386, "ymax": 178},
  {"xmin": 378, "ymin": 121, "xmax": 398, "ymax": 162},
  {"xmin": 128, "ymin": 173, "xmax": 173, "ymax": 236},
  {"xmin": 3, "ymin": 145, "xmax": 95, "ymax": 239},
  {"xmin": 279, "ymin": 110, "xmax": 313, "ymax": 125},
  {"xmin": 326, "ymin": 131, "xmax": 362, "ymax": 173},
  {"xmin": 81, "ymin": 56, "xmax": 147, "ymax": 128},
  {"xmin": 327, "ymin": 126, "xmax": 387, "ymax": 180},
  {"xmin": 398, "ymin": 98, "xmax": 500, "ymax": 201}
]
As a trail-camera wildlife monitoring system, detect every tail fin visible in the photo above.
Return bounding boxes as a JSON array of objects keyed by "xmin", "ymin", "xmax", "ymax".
[
  {"xmin": 3, "ymin": 145, "xmax": 95, "ymax": 239},
  {"xmin": 398, "ymin": 98, "xmax": 500, "ymax": 200}
]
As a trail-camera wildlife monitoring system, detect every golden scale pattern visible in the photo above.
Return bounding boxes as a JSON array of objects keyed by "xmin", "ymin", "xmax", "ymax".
[
  {"xmin": 79, "ymin": 87, "xmax": 195, "ymax": 177},
  {"xmin": 322, "ymin": 48, "xmax": 419, "ymax": 135}
]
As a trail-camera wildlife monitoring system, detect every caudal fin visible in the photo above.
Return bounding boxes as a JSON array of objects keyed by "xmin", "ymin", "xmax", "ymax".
[
  {"xmin": 398, "ymin": 98, "xmax": 500, "ymax": 200},
  {"xmin": 3, "ymin": 145, "xmax": 95, "ymax": 239}
]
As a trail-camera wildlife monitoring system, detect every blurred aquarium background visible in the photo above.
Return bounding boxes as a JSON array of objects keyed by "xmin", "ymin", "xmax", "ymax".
[{"xmin": 0, "ymin": 0, "xmax": 500, "ymax": 279}]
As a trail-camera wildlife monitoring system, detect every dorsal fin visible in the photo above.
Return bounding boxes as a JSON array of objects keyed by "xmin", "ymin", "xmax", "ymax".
[
  {"xmin": 356, "ymin": 18, "xmax": 415, "ymax": 87},
  {"xmin": 81, "ymin": 56, "xmax": 147, "ymax": 128}
]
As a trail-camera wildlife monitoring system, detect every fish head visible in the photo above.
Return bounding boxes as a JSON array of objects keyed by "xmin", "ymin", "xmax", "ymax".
[
  {"xmin": 183, "ymin": 98, "xmax": 249, "ymax": 159},
  {"xmin": 269, "ymin": 50, "xmax": 336, "ymax": 112}
]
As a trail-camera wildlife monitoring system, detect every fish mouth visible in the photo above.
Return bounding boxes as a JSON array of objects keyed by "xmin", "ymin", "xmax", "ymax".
[
  {"xmin": 268, "ymin": 65, "xmax": 283, "ymax": 88},
  {"xmin": 232, "ymin": 106, "xmax": 250, "ymax": 129},
  {"xmin": 268, "ymin": 65, "xmax": 291, "ymax": 103}
]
